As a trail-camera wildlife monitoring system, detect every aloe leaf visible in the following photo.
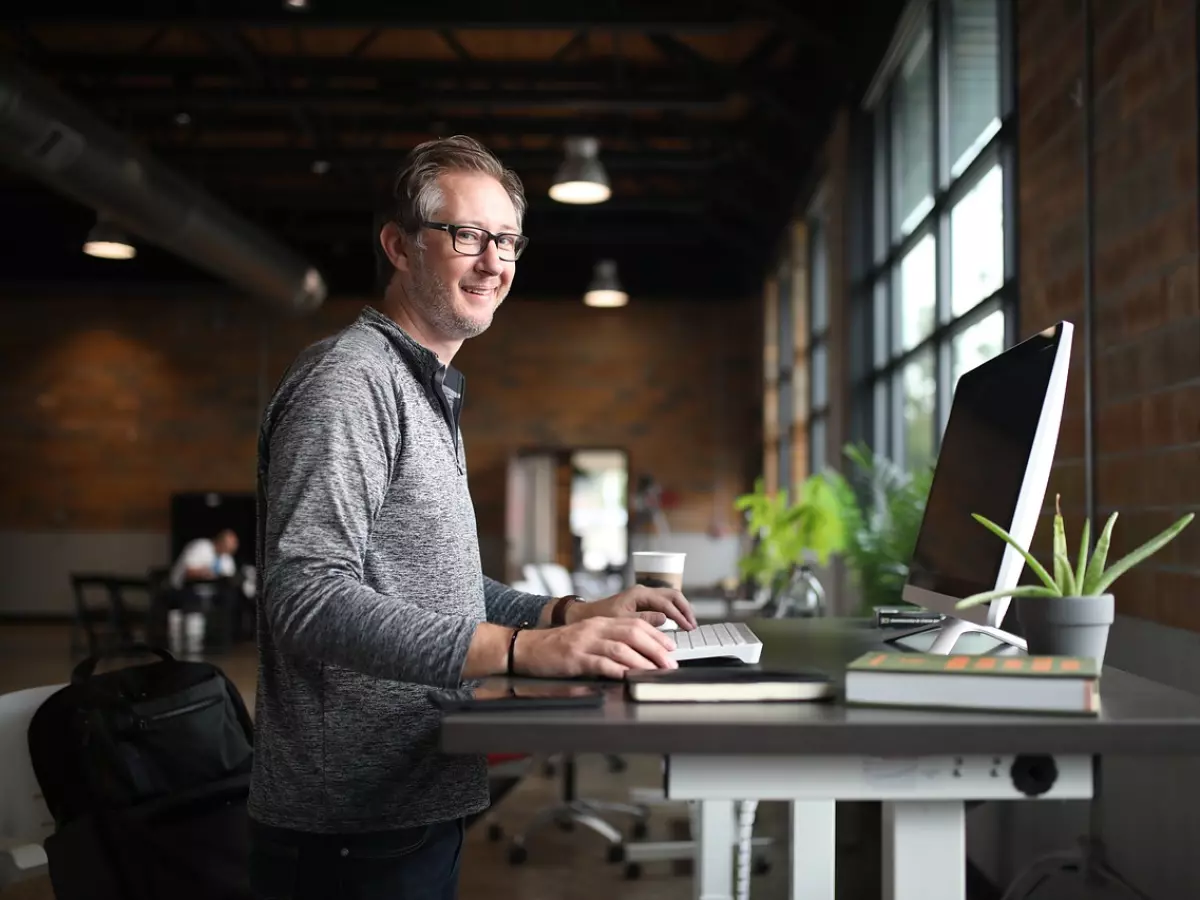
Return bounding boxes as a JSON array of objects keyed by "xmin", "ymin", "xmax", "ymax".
[
  {"xmin": 1081, "ymin": 512, "xmax": 1119, "ymax": 594},
  {"xmin": 1093, "ymin": 513, "xmax": 1196, "ymax": 595},
  {"xmin": 1055, "ymin": 548, "xmax": 1077, "ymax": 595},
  {"xmin": 1074, "ymin": 517, "xmax": 1091, "ymax": 591},
  {"xmin": 972, "ymin": 513, "xmax": 1060, "ymax": 593},
  {"xmin": 955, "ymin": 584, "xmax": 1060, "ymax": 610},
  {"xmin": 1053, "ymin": 495, "xmax": 1069, "ymax": 592}
]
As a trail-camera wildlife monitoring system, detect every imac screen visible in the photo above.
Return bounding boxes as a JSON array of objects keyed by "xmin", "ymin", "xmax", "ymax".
[{"xmin": 906, "ymin": 329, "xmax": 1062, "ymax": 602}]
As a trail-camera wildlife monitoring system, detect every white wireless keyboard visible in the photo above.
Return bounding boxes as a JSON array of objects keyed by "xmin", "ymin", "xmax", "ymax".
[{"xmin": 668, "ymin": 622, "xmax": 763, "ymax": 665}]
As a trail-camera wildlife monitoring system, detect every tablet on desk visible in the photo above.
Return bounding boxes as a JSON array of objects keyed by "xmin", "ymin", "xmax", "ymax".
[{"xmin": 428, "ymin": 681, "xmax": 605, "ymax": 712}]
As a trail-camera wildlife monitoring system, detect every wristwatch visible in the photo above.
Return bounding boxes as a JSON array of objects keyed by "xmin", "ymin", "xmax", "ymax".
[{"xmin": 550, "ymin": 594, "xmax": 584, "ymax": 627}]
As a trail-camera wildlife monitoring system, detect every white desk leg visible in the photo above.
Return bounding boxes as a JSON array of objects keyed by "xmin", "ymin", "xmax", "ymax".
[
  {"xmin": 881, "ymin": 801, "xmax": 965, "ymax": 900},
  {"xmin": 694, "ymin": 799, "xmax": 735, "ymax": 900},
  {"xmin": 790, "ymin": 800, "xmax": 836, "ymax": 900}
]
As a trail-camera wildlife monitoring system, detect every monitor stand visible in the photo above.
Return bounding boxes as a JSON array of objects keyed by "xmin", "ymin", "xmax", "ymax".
[{"xmin": 884, "ymin": 616, "xmax": 1027, "ymax": 656}]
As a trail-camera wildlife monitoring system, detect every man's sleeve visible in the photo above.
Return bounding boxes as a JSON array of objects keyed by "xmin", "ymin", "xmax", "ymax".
[
  {"xmin": 483, "ymin": 576, "xmax": 554, "ymax": 627},
  {"xmin": 261, "ymin": 357, "xmax": 478, "ymax": 688},
  {"xmin": 180, "ymin": 540, "xmax": 213, "ymax": 570}
]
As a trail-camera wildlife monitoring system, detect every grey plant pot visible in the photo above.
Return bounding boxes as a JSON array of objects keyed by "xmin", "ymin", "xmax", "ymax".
[{"xmin": 1015, "ymin": 594, "xmax": 1115, "ymax": 668}]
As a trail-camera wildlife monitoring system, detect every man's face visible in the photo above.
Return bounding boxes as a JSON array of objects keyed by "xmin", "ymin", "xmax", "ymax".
[
  {"xmin": 406, "ymin": 170, "xmax": 519, "ymax": 341},
  {"xmin": 217, "ymin": 532, "xmax": 238, "ymax": 556}
]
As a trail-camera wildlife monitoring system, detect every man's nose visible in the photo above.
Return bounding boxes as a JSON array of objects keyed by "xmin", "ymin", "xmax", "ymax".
[{"xmin": 476, "ymin": 240, "xmax": 503, "ymax": 272}]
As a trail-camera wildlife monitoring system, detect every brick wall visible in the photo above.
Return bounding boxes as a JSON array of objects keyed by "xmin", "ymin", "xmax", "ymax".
[
  {"xmin": 0, "ymin": 291, "xmax": 760, "ymax": 578},
  {"xmin": 1018, "ymin": 0, "xmax": 1199, "ymax": 628},
  {"xmin": 457, "ymin": 296, "xmax": 762, "ymax": 574}
]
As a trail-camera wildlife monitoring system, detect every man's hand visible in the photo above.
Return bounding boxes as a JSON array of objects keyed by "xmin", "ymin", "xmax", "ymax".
[
  {"xmin": 568, "ymin": 585, "xmax": 698, "ymax": 631},
  {"xmin": 514, "ymin": 617, "xmax": 679, "ymax": 680}
]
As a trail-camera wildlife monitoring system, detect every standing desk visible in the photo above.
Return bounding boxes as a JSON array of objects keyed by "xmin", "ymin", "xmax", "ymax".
[{"xmin": 439, "ymin": 618, "xmax": 1200, "ymax": 900}]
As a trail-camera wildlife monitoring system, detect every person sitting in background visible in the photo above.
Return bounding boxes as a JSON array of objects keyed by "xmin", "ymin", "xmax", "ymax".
[
  {"xmin": 164, "ymin": 529, "xmax": 241, "ymax": 653},
  {"xmin": 169, "ymin": 528, "xmax": 239, "ymax": 589}
]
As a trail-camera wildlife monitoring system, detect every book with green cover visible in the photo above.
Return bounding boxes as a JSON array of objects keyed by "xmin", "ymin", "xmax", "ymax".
[
  {"xmin": 844, "ymin": 650, "xmax": 1100, "ymax": 714},
  {"xmin": 847, "ymin": 651, "xmax": 1099, "ymax": 679}
]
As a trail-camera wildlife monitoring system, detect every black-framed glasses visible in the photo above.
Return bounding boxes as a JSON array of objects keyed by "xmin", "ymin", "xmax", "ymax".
[{"xmin": 422, "ymin": 221, "xmax": 529, "ymax": 261}]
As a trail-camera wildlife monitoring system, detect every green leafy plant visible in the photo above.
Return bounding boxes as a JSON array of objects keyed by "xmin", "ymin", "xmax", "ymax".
[
  {"xmin": 956, "ymin": 495, "xmax": 1195, "ymax": 609},
  {"xmin": 822, "ymin": 443, "xmax": 934, "ymax": 614},
  {"xmin": 734, "ymin": 474, "xmax": 845, "ymax": 603}
]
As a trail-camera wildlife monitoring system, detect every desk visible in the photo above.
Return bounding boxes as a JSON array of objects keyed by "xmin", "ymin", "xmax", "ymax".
[{"xmin": 440, "ymin": 618, "xmax": 1200, "ymax": 900}]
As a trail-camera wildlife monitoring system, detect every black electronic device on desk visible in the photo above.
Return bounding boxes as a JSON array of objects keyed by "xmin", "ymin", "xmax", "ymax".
[
  {"xmin": 625, "ymin": 666, "xmax": 836, "ymax": 703},
  {"xmin": 428, "ymin": 681, "xmax": 605, "ymax": 712}
]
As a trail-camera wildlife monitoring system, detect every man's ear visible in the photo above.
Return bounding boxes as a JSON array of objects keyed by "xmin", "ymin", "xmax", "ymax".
[{"xmin": 379, "ymin": 221, "xmax": 413, "ymax": 274}]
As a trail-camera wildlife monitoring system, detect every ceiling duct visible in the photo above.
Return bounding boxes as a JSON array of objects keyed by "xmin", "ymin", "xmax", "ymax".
[{"xmin": 0, "ymin": 54, "xmax": 326, "ymax": 315}]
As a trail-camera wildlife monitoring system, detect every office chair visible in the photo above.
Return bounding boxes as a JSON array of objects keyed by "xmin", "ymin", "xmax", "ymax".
[
  {"xmin": 618, "ymin": 796, "xmax": 773, "ymax": 884},
  {"xmin": 505, "ymin": 754, "xmax": 649, "ymax": 864}
]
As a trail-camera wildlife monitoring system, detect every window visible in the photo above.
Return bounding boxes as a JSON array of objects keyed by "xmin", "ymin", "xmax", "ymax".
[
  {"xmin": 855, "ymin": 0, "xmax": 1015, "ymax": 469},
  {"xmin": 762, "ymin": 221, "xmax": 811, "ymax": 494},
  {"xmin": 808, "ymin": 201, "xmax": 830, "ymax": 475}
]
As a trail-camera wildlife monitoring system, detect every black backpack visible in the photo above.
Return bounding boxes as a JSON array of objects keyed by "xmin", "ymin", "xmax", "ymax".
[{"xmin": 28, "ymin": 644, "xmax": 256, "ymax": 900}]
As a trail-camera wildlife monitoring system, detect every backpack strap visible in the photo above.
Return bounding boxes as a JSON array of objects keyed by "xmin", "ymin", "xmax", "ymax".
[{"xmin": 71, "ymin": 643, "xmax": 176, "ymax": 683}]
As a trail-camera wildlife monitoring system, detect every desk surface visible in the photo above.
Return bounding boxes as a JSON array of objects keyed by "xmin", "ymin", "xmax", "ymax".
[{"xmin": 440, "ymin": 618, "xmax": 1200, "ymax": 757}]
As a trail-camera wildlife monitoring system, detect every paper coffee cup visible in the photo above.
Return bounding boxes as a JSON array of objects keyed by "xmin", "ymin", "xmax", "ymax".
[{"xmin": 633, "ymin": 551, "xmax": 686, "ymax": 590}]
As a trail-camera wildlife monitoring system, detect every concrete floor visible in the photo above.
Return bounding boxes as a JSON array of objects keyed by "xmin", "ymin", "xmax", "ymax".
[{"xmin": 0, "ymin": 623, "xmax": 888, "ymax": 900}]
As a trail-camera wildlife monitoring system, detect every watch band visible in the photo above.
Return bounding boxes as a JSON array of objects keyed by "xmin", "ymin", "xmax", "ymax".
[
  {"xmin": 507, "ymin": 622, "xmax": 529, "ymax": 675},
  {"xmin": 551, "ymin": 594, "xmax": 583, "ymax": 627}
]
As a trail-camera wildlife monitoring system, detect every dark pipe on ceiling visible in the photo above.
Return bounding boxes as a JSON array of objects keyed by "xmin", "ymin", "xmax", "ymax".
[{"xmin": 0, "ymin": 54, "xmax": 326, "ymax": 316}]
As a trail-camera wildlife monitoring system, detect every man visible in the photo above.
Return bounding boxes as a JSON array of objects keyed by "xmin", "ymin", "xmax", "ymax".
[
  {"xmin": 248, "ymin": 135, "xmax": 697, "ymax": 900},
  {"xmin": 168, "ymin": 528, "xmax": 238, "ymax": 589}
]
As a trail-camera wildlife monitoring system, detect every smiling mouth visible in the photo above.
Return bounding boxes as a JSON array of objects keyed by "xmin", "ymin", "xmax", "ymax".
[{"xmin": 461, "ymin": 285, "xmax": 495, "ymax": 297}]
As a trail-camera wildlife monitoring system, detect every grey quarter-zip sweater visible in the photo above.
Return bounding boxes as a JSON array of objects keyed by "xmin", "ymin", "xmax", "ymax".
[{"xmin": 248, "ymin": 304, "xmax": 554, "ymax": 834}]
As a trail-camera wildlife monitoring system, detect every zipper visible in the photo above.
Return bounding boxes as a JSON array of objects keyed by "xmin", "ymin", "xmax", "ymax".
[
  {"xmin": 430, "ymin": 366, "xmax": 464, "ymax": 475},
  {"xmin": 134, "ymin": 695, "xmax": 221, "ymax": 730}
]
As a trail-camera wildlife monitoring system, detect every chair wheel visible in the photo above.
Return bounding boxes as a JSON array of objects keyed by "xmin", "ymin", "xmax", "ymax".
[
  {"xmin": 607, "ymin": 756, "xmax": 627, "ymax": 773},
  {"xmin": 607, "ymin": 843, "xmax": 625, "ymax": 864},
  {"xmin": 631, "ymin": 821, "xmax": 648, "ymax": 840},
  {"xmin": 486, "ymin": 824, "xmax": 503, "ymax": 842},
  {"xmin": 753, "ymin": 856, "xmax": 771, "ymax": 875},
  {"xmin": 624, "ymin": 863, "xmax": 642, "ymax": 880},
  {"xmin": 556, "ymin": 818, "xmax": 574, "ymax": 832},
  {"xmin": 507, "ymin": 845, "xmax": 528, "ymax": 865}
]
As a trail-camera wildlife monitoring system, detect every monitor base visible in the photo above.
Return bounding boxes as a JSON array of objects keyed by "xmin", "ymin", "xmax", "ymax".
[{"xmin": 884, "ymin": 616, "xmax": 1027, "ymax": 656}]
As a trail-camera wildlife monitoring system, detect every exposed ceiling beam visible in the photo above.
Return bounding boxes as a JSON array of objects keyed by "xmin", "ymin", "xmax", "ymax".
[
  {"xmin": 550, "ymin": 30, "xmax": 590, "ymax": 63},
  {"xmin": 93, "ymin": 86, "xmax": 729, "ymax": 114},
  {"xmin": 241, "ymin": 194, "xmax": 710, "ymax": 216},
  {"xmin": 17, "ymin": 1, "xmax": 773, "ymax": 32},
  {"xmin": 39, "ymin": 53, "xmax": 773, "ymax": 86},
  {"xmin": 738, "ymin": 30, "xmax": 790, "ymax": 75},
  {"xmin": 126, "ymin": 113, "xmax": 729, "ymax": 140},
  {"xmin": 202, "ymin": 26, "xmax": 323, "ymax": 148},
  {"xmin": 647, "ymin": 32, "xmax": 804, "ymax": 134},
  {"xmin": 154, "ymin": 147, "xmax": 719, "ymax": 172},
  {"xmin": 438, "ymin": 30, "xmax": 474, "ymax": 64},
  {"xmin": 739, "ymin": 0, "xmax": 845, "ymax": 56}
]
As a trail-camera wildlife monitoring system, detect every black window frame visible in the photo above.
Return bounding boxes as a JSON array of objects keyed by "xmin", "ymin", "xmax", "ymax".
[{"xmin": 849, "ymin": 0, "xmax": 1020, "ymax": 468}]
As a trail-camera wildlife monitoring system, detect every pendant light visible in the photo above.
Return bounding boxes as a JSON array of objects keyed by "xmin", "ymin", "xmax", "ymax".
[
  {"xmin": 583, "ymin": 260, "xmax": 628, "ymax": 308},
  {"xmin": 549, "ymin": 136, "xmax": 611, "ymax": 205},
  {"xmin": 82, "ymin": 215, "xmax": 136, "ymax": 260}
]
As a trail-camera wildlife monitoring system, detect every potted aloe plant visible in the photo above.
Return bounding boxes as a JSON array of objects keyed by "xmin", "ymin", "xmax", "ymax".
[{"xmin": 955, "ymin": 495, "xmax": 1194, "ymax": 666}]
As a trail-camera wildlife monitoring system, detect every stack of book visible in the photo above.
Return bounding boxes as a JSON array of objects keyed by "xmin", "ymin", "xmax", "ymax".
[{"xmin": 844, "ymin": 651, "xmax": 1100, "ymax": 715}]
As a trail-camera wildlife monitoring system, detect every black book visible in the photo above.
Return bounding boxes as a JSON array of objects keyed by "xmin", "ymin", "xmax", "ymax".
[{"xmin": 625, "ymin": 666, "xmax": 836, "ymax": 703}]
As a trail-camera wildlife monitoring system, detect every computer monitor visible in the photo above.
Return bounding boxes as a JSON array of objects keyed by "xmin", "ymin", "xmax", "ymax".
[{"xmin": 894, "ymin": 320, "xmax": 1074, "ymax": 655}]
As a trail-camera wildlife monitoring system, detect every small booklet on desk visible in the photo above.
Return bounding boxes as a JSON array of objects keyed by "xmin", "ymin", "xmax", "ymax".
[
  {"xmin": 844, "ymin": 651, "xmax": 1100, "ymax": 715},
  {"xmin": 873, "ymin": 606, "xmax": 946, "ymax": 628},
  {"xmin": 625, "ymin": 666, "xmax": 836, "ymax": 703}
]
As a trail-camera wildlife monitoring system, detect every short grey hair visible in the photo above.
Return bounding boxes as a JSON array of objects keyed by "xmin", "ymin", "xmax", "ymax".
[
  {"xmin": 395, "ymin": 135, "xmax": 525, "ymax": 233},
  {"xmin": 376, "ymin": 135, "xmax": 526, "ymax": 285}
]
